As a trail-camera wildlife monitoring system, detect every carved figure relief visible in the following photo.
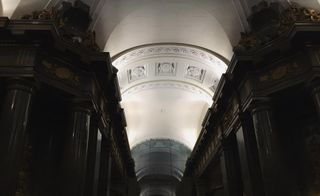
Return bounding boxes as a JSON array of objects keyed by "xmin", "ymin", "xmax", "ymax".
[
  {"xmin": 210, "ymin": 79, "xmax": 219, "ymax": 92},
  {"xmin": 185, "ymin": 66, "xmax": 206, "ymax": 82},
  {"xmin": 156, "ymin": 62, "xmax": 176, "ymax": 76},
  {"xmin": 128, "ymin": 65, "xmax": 147, "ymax": 82}
]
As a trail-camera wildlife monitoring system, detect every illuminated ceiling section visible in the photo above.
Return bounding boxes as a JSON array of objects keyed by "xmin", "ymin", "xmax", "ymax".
[
  {"xmin": 113, "ymin": 44, "xmax": 227, "ymax": 149},
  {"xmin": 105, "ymin": 0, "xmax": 234, "ymax": 60},
  {"xmin": 1, "ymin": 0, "xmax": 21, "ymax": 17}
]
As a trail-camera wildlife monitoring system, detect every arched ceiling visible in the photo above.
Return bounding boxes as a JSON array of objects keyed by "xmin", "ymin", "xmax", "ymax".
[
  {"xmin": 2, "ymin": 0, "xmax": 320, "ymax": 59},
  {"xmin": 113, "ymin": 44, "xmax": 227, "ymax": 149},
  {"xmin": 1, "ymin": 0, "xmax": 21, "ymax": 17},
  {"xmin": 104, "ymin": 1, "xmax": 235, "ymax": 60},
  {"xmin": 2, "ymin": 0, "xmax": 320, "ymax": 191}
]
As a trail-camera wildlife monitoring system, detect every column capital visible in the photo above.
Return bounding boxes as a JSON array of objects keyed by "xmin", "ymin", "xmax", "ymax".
[
  {"xmin": 311, "ymin": 84, "xmax": 320, "ymax": 94},
  {"xmin": 249, "ymin": 98, "xmax": 273, "ymax": 115},
  {"xmin": 71, "ymin": 99, "xmax": 94, "ymax": 114},
  {"xmin": 6, "ymin": 78, "xmax": 38, "ymax": 93}
]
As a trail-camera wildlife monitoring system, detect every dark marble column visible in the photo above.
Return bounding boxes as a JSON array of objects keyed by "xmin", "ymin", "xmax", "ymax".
[
  {"xmin": 312, "ymin": 86, "xmax": 320, "ymax": 118},
  {"xmin": 194, "ymin": 180, "xmax": 206, "ymax": 196},
  {"xmin": 85, "ymin": 114, "xmax": 100, "ymax": 196},
  {"xmin": 236, "ymin": 113, "xmax": 264, "ymax": 196},
  {"xmin": 105, "ymin": 153, "xmax": 112, "ymax": 196},
  {"xmin": 62, "ymin": 102, "xmax": 91, "ymax": 196},
  {"xmin": 0, "ymin": 79, "xmax": 35, "ymax": 196},
  {"xmin": 98, "ymin": 135, "xmax": 112, "ymax": 196},
  {"xmin": 220, "ymin": 135, "xmax": 243, "ymax": 196},
  {"xmin": 251, "ymin": 102, "xmax": 290, "ymax": 196},
  {"xmin": 92, "ymin": 130, "xmax": 102, "ymax": 196}
]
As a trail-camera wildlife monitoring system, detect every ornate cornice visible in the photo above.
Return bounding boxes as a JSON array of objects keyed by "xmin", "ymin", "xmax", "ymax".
[
  {"xmin": 114, "ymin": 45, "xmax": 227, "ymax": 97},
  {"xmin": 121, "ymin": 80, "xmax": 213, "ymax": 100},
  {"xmin": 113, "ymin": 45, "xmax": 226, "ymax": 69}
]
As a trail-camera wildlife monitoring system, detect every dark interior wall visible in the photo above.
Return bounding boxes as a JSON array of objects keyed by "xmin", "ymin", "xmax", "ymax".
[
  {"xmin": 273, "ymin": 86, "xmax": 320, "ymax": 195},
  {"xmin": 16, "ymin": 84, "xmax": 71, "ymax": 196}
]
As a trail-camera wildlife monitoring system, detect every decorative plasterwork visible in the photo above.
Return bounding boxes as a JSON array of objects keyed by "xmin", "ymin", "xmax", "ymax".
[
  {"xmin": 209, "ymin": 79, "xmax": 220, "ymax": 92},
  {"xmin": 113, "ymin": 45, "xmax": 226, "ymax": 69},
  {"xmin": 114, "ymin": 45, "xmax": 227, "ymax": 98},
  {"xmin": 113, "ymin": 44, "xmax": 227, "ymax": 151},
  {"xmin": 128, "ymin": 65, "xmax": 147, "ymax": 82},
  {"xmin": 122, "ymin": 80, "xmax": 212, "ymax": 100},
  {"xmin": 185, "ymin": 65, "xmax": 206, "ymax": 82},
  {"xmin": 155, "ymin": 62, "xmax": 177, "ymax": 76}
]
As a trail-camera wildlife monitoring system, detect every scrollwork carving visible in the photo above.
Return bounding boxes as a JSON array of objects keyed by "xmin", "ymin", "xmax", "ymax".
[
  {"xmin": 21, "ymin": 1, "xmax": 100, "ymax": 51},
  {"xmin": 235, "ymin": 1, "xmax": 320, "ymax": 52}
]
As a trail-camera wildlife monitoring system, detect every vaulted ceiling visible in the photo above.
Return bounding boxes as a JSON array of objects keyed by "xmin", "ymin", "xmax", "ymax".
[
  {"xmin": 2, "ymin": 0, "xmax": 320, "ymax": 150},
  {"xmin": 2, "ymin": 0, "xmax": 320, "ymax": 194}
]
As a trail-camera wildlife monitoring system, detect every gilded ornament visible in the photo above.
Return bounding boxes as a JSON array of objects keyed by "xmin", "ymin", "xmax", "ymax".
[
  {"xmin": 303, "ymin": 8, "xmax": 320, "ymax": 21},
  {"xmin": 235, "ymin": 2, "xmax": 320, "ymax": 52},
  {"xmin": 21, "ymin": 1, "xmax": 100, "ymax": 51},
  {"xmin": 271, "ymin": 66, "xmax": 287, "ymax": 80},
  {"xmin": 55, "ymin": 67, "xmax": 72, "ymax": 79},
  {"xmin": 259, "ymin": 63, "xmax": 299, "ymax": 82},
  {"xmin": 42, "ymin": 60, "xmax": 80, "ymax": 85}
]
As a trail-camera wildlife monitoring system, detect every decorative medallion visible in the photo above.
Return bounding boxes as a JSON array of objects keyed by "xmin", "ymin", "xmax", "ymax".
[
  {"xmin": 42, "ymin": 60, "xmax": 80, "ymax": 86},
  {"xmin": 155, "ymin": 62, "xmax": 176, "ymax": 76},
  {"xmin": 128, "ymin": 65, "xmax": 147, "ymax": 82},
  {"xmin": 185, "ymin": 66, "xmax": 206, "ymax": 82},
  {"xmin": 259, "ymin": 62, "xmax": 300, "ymax": 82}
]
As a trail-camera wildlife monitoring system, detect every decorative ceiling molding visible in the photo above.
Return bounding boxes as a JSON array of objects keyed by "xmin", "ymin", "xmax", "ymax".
[
  {"xmin": 155, "ymin": 62, "xmax": 177, "ymax": 76},
  {"xmin": 121, "ymin": 80, "xmax": 213, "ymax": 100},
  {"xmin": 128, "ymin": 65, "xmax": 147, "ymax": 83},
  {"xmin": 114, "ymin": 44, "xmax": 227, "ymax": 152},
  {"xmin": 185, "ymin": 65, "xmax": 206, "ymax": 83},
  {"xmin": 115, "ymin": 45, "xmax": 227, "ymax": 98},
  {"xmin": 113, "ymin": 45, "xmax": 226, "ymax": 70}
]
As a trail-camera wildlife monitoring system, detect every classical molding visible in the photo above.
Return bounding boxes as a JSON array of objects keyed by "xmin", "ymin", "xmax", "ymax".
[
  {"xmin": 121, "ymin": 80, "xmax": 213, "ymax": 100},
  {"xmin": 127, "ymin": 65, "xmax": 148, "ymax": 83},
  {"xmin": 114, "ymin": 45, "xmax": 227, "ymax": 97},
  {"xmin": 113, "ymin": 45, "xmax": 226, "ymax": 69}
]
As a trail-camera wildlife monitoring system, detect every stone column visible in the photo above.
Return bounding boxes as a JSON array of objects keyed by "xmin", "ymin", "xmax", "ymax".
[
  {"xmin": 251, "ymin": 102, "xmax": 290, "ymax": 196},
  {"xmin": 220, "ymin": 135, "xmax": 243, "ymax": 196},
  {"xmin": 85, "ymin": 114, "xmax": 100, "ymax": 196},
  {"xmin": 312, "ymin": 86, "xmax": 320, "ymax": 118},
  {"xmin": 62, "ymin": 102, "xmax": 92, "ymax": 196},
  {"xmin": 98, "ymin": 135, "xmax": 112, "ymax": 196},
  {"xmin": 194, "ymin": 180, "xmax": 206, "ymax": 196},
  {"xmin": 105, "ymin": 147, "xmax": 112, "ymax": 196},
  {"xmin": 236, "ymin": 113, "xmax": 264, "ymax": 196},
  {"xmin": 0, "ymin": 79, "xmax": 35, "ymax": 196},
  {"xmin": 92, "ymin": 130, "xmax": 103, "ymax": 196}
]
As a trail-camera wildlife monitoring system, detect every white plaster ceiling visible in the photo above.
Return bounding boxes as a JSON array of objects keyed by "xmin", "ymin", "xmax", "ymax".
[
  {"xmin": 1, "ymin": 0, "xmax": 21, "ymax": 17},
  {"xmin": 104, "ymin": 1, "xmax": 235, "ymax": 60},
  {"xmin": 3, "ymin": 0, "xmax": 320, "ymax": 57},
  {"xmin": 113, "ymin": 44, "xmax": 227, "ymax": 149}
]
